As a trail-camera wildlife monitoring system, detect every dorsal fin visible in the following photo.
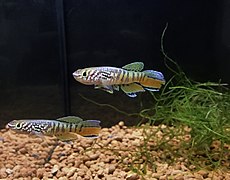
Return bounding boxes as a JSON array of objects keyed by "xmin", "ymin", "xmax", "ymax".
[
  {"xmin": 122, "ymin": 62, "xmax": 144, "ymax": 71},
  {"xmin": 57, "ymin": 116, "xmax": 83, "ymax": 123}
]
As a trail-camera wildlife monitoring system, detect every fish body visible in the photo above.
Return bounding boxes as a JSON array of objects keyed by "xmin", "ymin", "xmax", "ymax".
[
  {"xmin": 73, "ymin": 62, "xmax": 165, "ymax": 97},
  {"xmin": 6, "ymin": 116, "xmax": 101, "ymax": 141}
]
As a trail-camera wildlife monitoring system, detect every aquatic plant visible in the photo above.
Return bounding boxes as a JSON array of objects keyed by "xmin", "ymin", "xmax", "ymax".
[
  {"xmin": 131, "ymin": 24, "xmax": 230, "ymax": 173},
  {"xmin": 81, "ymin": 24, "xmax": 230, "ymax": 177}
]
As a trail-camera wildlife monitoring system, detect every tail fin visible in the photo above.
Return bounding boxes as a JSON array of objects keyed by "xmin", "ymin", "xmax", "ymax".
[
  {"xmin": 143, "ymin": 70, "xmax": 165, "ymax": 82},
  {"xmin": 140, "ymin": 70, "xmax": 165, "ymax": 90},
  {"xmin": 78, "ymin": 120, "xmax": 101, "ymax": 138}
]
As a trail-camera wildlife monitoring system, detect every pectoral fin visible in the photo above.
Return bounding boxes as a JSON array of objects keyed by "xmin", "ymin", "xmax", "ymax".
[
  {"xmin": 113, "ymin": 85, "xmax": 119, "ymax": 91},
  {"xmin": 95, "ymin": 85, "xmax": 113, "ymax": 94},
  {"xmin": 32, "ymin": 132, "xmax": 45, "ymax": 139}
]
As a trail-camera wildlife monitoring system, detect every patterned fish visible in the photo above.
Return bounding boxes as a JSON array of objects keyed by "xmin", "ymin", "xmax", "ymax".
[
  {"xmin": 73, "ymin": 62, "xmax": 165, "ymax": 97},
  {"xmin": 6, "ymin": 116, "xmax": 101, "ymax": 141}
]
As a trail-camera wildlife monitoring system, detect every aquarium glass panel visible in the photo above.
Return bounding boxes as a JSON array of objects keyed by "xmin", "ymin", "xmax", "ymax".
[{"xmin": 0, "ymin": 1, "xmax": 63, "ymax": 128}]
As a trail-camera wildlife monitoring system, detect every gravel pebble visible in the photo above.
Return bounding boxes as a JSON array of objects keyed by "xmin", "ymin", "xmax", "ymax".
[
  {"xmin": 89, "ymin": 153, "xmax": 100, "ymax": 160},
  {"xmin": 108, "ymin": 165, "xmax": 116, "ymax": 174},
  {"xmin": 118, "ymin": 121, "xmax": 124, "ymax": 127},
  {"xmin": 0, "ymin": 168, "xmax": 7, "ymax": 178},
  {"xmin": 197, "ymin": 169, "xmax": 209, "ymax": 178},
  {"xmin": 0, "ymin": 123, "xmax": 229, "ymax": 179},
  {"xmin": 51, "ymin": 164, "xmax": 59, "ymax": 174},
  {"xmin": 126, "ymin": 174, "xmax": 139, "ymax": 180},
  {"xmin": 5, "ymin": 168, "xmax": 13, "ymax": 174},
  {"xmin": 67, "ymin": 167, "xmax": 77, "ymax": 178},
  {"xmin": 36, "ymin": 168, "xmax": 46, "ymax": 179}
]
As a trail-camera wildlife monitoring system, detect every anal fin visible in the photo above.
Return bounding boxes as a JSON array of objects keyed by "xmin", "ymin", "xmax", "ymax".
[
  {"xmin": 127, "ymin": 93, "xmax": 137, "ymax": 98},
  {"xmin": 95, "ymin": 85, "xmax": 113, "ymax": 94},
  {"xmin": 121, "ymin": 83, "xmax": 145, "ymax": 98},
  {"xmin": 121, "ymin": 83, "xmax": 145, "ymax": 93},
  {"xmin": 140, "ymin": 78, "xmax": 164, "ymax": 89},
  {"xmin": 144, "ymin": 87, "xmax": 159, "ymax": 92},
  {"xmin": 55, "ymin": 132, "xmax": 79, "ymax": 141}
]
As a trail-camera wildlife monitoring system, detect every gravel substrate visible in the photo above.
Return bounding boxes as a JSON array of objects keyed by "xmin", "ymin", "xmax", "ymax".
[{"xmin": 0, "ymin": 122, "xmax": 229, "ymax": 180}]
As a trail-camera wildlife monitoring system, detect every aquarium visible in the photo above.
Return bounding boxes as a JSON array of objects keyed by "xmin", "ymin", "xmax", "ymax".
[{"xmin": 0, "ymin": 0, "xmax": 229, "ymax": 179}]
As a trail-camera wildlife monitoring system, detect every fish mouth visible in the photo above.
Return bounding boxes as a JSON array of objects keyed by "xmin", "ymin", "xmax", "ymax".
[
  {"xmin": 5, "ymin": 124, "xmax": 9, "ymax": 129},
  {"xmin": 5, "ymin": 121, "xmax": 16, "ymax": 129},
  {"xmin": 72, "ymin": 71, "xmax": 80, "ymax": 78},
  {"xmin": 72, "ymin": 70, "xmax": 94, "ymax": 85}
]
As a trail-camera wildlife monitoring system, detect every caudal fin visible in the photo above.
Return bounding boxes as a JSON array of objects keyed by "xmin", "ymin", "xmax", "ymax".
[
  {"xmin": 143, "ymin": 70, "xmax": 165, "ymax": 82},
  {"xmin": 79, "ymin": 120, "xmax": 101, "ymax": 138},
  {"xmin": 140, "ymin": 70, "xmax": 165, "ymax": 90}
]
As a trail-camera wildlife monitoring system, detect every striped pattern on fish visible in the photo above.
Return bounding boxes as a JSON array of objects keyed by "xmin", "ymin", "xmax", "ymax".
[
  {"xmin": 73, "ymin": 62, "xmax": 165, "ymax": 97},
  {"xmin": 6, "ymin": 116, "xmax": 101, "ymax": 141},
  {"xmin": 77, "ymin": 67, "xmax": 146, "ymax": 85}
]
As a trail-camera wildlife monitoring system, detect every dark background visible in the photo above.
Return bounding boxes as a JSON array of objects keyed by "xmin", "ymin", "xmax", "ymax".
[{"xmin": 0, "ymin": 0, "xmax": 229, "ymax": 128}]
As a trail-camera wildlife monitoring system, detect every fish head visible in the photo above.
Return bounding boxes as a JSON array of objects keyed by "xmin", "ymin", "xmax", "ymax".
[
  {"xmin": 6, "ymin": 120, "xmax": 39, "ymax": 134},
  {"xmin": 6, "ymin": 119, "xmax": 51, "ymax": 136},
  {"xmin": 73, "ymin": 68, "xmax": 97, "ymax": 85},
  {"xmin": 6, "ymin": 120, "xmax": 28, "ymax": 133}
]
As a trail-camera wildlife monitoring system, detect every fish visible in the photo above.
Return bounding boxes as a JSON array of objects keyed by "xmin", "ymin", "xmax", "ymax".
[
  {"xmin": 6, "ymin": 116, "xmax": 101, "ymax": 141},
  {"xmin": 73, "ymin": 62, "xmax": 165, "ymax": 97}
]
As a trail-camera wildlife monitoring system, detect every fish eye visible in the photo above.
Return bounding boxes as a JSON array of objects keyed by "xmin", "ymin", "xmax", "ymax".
[
  {"xmin": 15, "ymin": 123, "xmax": 22, "ymax": 129},
  {"xmin": 82, "ymin": 71, "xmax": 87, "ymax": 77}
]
